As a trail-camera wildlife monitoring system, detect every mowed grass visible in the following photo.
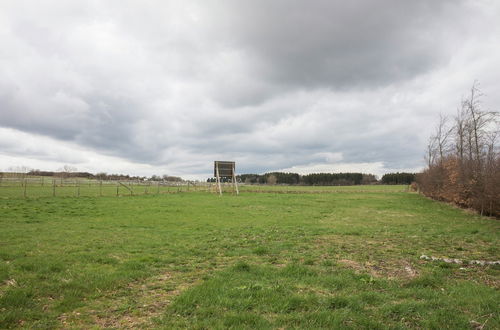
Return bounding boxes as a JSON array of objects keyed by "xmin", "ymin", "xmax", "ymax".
[
  {"xmin": 0, "ymin": 181, "xmax": 200, "ymax": 199},
  {"xmin": 0, "ymin": 189, "xmax": 498, "ymax": 328},
  {"xmin": 0, "ymin": 181, "xmax": 404, "ymax": 199},
  {"xmin": 238, "ymin": 184, "xmax": 408, "ymax": 193}
]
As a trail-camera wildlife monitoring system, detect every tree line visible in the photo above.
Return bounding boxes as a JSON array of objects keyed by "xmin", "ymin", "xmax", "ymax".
[
  {"xmin": 417, "ymin": 83, "xmax": 499, "ymax": 217},
  {"xmin": 6, "ymin": 169, "xmax": 184, "ymax": 182},
  {"xmin": 381, "ymin": 172, "xmax": 416, "ymax": 185},
  {"xmin": 208, "ymin": 172, "xmax": 381, "ymax": 185}
]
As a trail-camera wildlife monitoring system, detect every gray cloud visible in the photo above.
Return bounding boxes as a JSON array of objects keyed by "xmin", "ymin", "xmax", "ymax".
[
  {"xmin": 0, "ymin": 0, "xmax": 499, "ymax": 177},
  {"xmin": 203, "ymin": 1, "xmax": 460, "ymax": 90}
]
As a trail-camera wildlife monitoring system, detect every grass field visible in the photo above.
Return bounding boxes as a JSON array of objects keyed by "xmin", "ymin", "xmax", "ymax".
[
  {"xmin": 0, "ymin": 178, "xmax": 204, "ymax": 199},
  {"xmin": 0, "ymin": 187, "xmax": 498, "ymax": 328},
  {"xmin": 0, "ymin": 180, "xmax": 406, "ymax": 199},
  {"xmin": 238, "ymin": 184, "xmax": 409, "ymax": 193}
]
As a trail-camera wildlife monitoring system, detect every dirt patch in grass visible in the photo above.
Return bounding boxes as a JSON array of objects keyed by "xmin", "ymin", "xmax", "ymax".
[
  {"xmin": 338, "ymin": 259, "xmax": 364, "ymax": 272},
  {"xmin": 338, "ymin": 259, "xmax": 419, "ymax": 280},
  {"xmin": 57, "ymin": 271, "xmax": 195, "ymax": 328},
  {"xmin": 314, "ymin": 234, "xmax": 420, "ymax": 280},
  {"xmin": 59, "ymin": 256, "xmax": 237, "ymax": 328}
]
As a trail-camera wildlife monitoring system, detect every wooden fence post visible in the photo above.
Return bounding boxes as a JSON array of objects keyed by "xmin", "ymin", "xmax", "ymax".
[
  {"xmin": 52, "ymin": 179, "xmax": 56, "ymax": 197},
  {"xmin": 216, "ymin": 165, "xmax": 222, "ymax": 196},
  {"xmin": 23, "ymin": 178, "xmax": 27, "ymax": 198}
]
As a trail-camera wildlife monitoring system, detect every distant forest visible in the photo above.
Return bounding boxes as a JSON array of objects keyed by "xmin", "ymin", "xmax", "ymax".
[
  {"xmin": 380, "ymin": 172, "xmax": 416, "ymax": 185},
  {"xmin": 208, "ymin": 172, "xmax": 415, "ymax": 186},
  {"xmin": 2, "ymin": 169, "xmax": 417, "ymax": 186},
  {"xmin": 1, "ymin": 170, "xmax": 183, "ymax": 182}
]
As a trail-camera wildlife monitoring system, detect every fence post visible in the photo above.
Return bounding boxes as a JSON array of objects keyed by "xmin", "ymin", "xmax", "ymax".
[
  {"xmin": 100, "ymin": 180, "xmax": 103, "ymax": 197},
  {"xmin": 116, "ymin": 182, "xmax": 119, "ymax": 196},
  {"xmin": 157, "ymin": 182, "xmax": 160, "ymax": 194},
  {"xmin": 23, "ymin": 178, "xmax": 27, "ymax": 198},
  {"xmin": 77, "ymin": 180, "xmax": 80, "ymax": 197},
  {"xmin": 52, "ymin": 179, "xmax": 56, "ymax": 197}
]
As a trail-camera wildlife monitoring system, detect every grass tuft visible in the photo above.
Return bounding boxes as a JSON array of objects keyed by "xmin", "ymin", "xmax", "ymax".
[{"xmin": 233, "ymin": 261, "xmax": 251, "ymax": 272}]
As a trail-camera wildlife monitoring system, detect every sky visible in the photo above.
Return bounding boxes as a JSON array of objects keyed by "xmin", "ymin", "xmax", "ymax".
[{"xmin": 1, "ymin": 0, "xmax": 499, "ymax": 180}]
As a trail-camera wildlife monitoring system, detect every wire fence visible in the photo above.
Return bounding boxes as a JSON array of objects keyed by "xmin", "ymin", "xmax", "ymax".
[
  {"xmin": 0, "ymin": 175, "xmax": 410, "ymax": 199},
  {"xmin": 0, "ymin": 176, "xmax": 221, "ymax": 199}
]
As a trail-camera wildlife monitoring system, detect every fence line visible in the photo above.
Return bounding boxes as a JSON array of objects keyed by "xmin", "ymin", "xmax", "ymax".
[
  {"xmin": 0, "ymin": 176, "xmax": 224, "ymax": 199},
  {"xmin": 0, "ymin": 176, "xmax": 408, "ymax": 198}
]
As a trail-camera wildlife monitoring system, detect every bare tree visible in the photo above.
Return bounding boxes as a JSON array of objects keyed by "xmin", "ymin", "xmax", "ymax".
[
  {"xmin": 418, "ymin": 82, "xmax": 500, "ymax": 216},
  {"xmin": 435, "ymin": 114, "xmax": 453, "ymax": 162},
  {"xmin": 62, "ymin": 165, "xmax": 77, "ymax": 173},
  {"xmin": 57, "ymin": 165, "xmax": 77, "ymax": 180},
  {"xmin": 267, "ymin": 174, "xmax": 277, "ymax": 185},
  {"xmin": 425, "ymin": 135, "xmax": 437, "ymax": 168},
  {"xmin": 454, "ymin": 103, "xmax": 467, "ymax": 161}
]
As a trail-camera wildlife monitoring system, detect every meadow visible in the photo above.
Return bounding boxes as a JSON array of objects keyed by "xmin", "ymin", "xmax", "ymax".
[
  {"xmin": 0, "ymin": 186, "xmax": 498, "ymax": 328},
  {"xmin": 0, "ymin": 177, "xmax": 203, "ymax": 199}
]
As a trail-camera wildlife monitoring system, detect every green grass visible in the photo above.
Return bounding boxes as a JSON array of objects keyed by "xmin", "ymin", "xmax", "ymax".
[
  {"xmin": 0, "ymin": 180, "xmax": 201, "ymax": 198},
  {"xmin": 0, "ymin": 190, "xmax": 498, "ymax": 328},
  {"xmin": 239, "ymin": 184, "xmax": 408, "ymax": 193}
]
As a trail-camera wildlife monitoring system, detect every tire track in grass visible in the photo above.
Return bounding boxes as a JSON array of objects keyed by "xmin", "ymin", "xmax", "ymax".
[{"xmin": 58, "ymin": 256, "xmax": 237, "ymax": 328}]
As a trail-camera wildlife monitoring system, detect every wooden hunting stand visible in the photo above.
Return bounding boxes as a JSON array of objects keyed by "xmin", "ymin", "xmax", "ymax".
[{"xmin": 214, "ymin": 161, "xmax": 239, "ymax": 196}]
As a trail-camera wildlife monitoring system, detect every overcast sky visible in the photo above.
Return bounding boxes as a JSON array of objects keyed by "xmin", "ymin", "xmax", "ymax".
[{"xmin": 1, "ymin": 0, "xmax": 499, "ymax": 179}]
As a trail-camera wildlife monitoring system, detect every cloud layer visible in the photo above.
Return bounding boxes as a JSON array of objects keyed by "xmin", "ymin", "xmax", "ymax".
[{"xmin": 1, "ymin": 0, "xmax": 499, "ymax": 179}]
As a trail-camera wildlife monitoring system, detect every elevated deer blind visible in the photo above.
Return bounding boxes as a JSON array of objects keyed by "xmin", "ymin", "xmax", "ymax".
[{"xmin": 214, "ymin": 161, "xmax": 239, "ymax": 195}]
